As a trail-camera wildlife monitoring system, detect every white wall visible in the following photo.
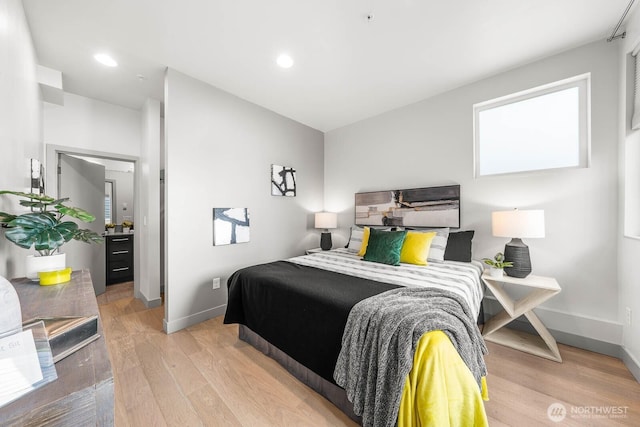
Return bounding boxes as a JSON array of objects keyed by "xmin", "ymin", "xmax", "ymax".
[
  {"xmin": 164, "ymin": 68, "xmax": 324, "ymax": 333},
  {"xmin": 618, "ymin": 8, "xmax": 640, "ymax": 380},
  {"xmin": 0, "ymin": 0, "xmax": 43, "ymax": 279},
  {"xmin": 325, "ymin": 40, "xmax": 621, "ymax": 345},
  {"xmin": 44, "ymin": 92, "xmax": 142, "ymax": 204},
  {"xmin": 43, "ymin": 92, "xmax": 141, "ymax": 156},
  {"xmin": 137, "ymin": 98, "xmax": 162, "ymax": 307}
]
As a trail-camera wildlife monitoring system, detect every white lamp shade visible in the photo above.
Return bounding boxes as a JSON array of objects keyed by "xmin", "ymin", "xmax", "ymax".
[
  {"xmin": 315, "ymin": 212, "xmax": 337, "ymax": 229},
  {"xmin": 492, "ymin": 209, "xmax": 545, "ymax": 238}
]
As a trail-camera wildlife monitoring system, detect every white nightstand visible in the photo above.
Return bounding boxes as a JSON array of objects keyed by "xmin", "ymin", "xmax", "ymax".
[
  {"xmin": 481, "ymin": 272, "xmax": 562, "ymax": 362},
  {"xmin": 305, "ymin": 248, "xmax": 324, "ymax": 255}
]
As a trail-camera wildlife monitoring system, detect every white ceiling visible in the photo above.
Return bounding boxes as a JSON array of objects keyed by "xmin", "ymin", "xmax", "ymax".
[{"xmin": 23, "ymin": 0, "xmax": 633, "ymax": 132}]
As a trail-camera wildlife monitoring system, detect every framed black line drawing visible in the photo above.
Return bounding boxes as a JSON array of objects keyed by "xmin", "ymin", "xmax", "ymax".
[
  {"xmin": 271, "ymin": 164, "xmax": 296, "ymax": 197},
  {"xmin": 213, "ymin": 208, "xmax": 250, "ymax": 245}
]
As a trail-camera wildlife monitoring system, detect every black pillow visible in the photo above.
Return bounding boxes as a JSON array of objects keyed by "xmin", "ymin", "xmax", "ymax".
[{"xmin": 444, "ymin": 230, "xmax": 474, "ymax": 262}]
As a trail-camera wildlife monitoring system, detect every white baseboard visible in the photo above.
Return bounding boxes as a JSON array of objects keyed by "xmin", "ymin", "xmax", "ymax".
[
  {"xmin": 163, "ymin": 304, "xmax": 226, "ymax": 334},
  {"xmin": 482, "ymin": 297, "xmax": 625, "ymax": 359},
  {"xmin": 136, "ymin": 291, "xmax": 162, "ymax": 309},
  {"xmin": 622, "ymin": 347, "xmax": 640, "ymax": 383}
]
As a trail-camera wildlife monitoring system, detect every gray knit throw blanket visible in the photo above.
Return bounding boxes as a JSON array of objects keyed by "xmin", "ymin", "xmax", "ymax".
[{"xmin": 333, "ymin": 287, "xmax": 487, "ymax": 427}]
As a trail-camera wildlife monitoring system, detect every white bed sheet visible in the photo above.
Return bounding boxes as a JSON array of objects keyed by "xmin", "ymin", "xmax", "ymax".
[{"xmin": 288, "ymin": 248, "xmax": 484, "ymax": 320}]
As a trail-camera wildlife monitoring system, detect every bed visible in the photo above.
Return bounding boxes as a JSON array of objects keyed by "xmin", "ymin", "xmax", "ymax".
[{"xmin": 223, "ymin": 228, "xmax": 488, "ymax": 427}]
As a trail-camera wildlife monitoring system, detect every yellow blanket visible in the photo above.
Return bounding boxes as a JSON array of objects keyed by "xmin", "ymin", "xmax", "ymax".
[{"xmin": 398, "ymin": 330, "xmax": 489, "ymax": 427}]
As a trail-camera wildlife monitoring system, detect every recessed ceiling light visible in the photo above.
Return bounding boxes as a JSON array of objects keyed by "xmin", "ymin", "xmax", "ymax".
[
  {"xmin": 94, "ymin": 53, "xmax": 118, "ymax": 67},
  {"xmin": 276, "ymin": 54, "xmax": 294, "ymax": 69}
]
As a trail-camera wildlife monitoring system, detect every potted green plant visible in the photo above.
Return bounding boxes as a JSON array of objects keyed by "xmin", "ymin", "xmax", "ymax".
[
  {"xmin": 0, "ymin": 191, "xmax": 104, "ymax": 280},
  {"xmin": 121, "ymin": 220, "xmax": 133, "ymax": 233},
  {"xmin": 105, "ymin": 223, "xmax": 116, "ymax": 234},
  {"xmin": 482, "ymin": 252, "xmax": 513, "ymax": 278}
]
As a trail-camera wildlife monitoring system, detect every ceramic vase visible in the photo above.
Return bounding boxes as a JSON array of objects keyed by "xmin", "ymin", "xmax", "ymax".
[
  {"xmin": 488, "ymin": 267, "xmax": 504, "ymax": 278},
  {"xmin": 25, "ymin": 253, "xmax": 66, "ymax": 281}
]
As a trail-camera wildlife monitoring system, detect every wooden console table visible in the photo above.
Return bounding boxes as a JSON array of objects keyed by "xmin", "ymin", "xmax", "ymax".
[{"xmin": 0, "ymin": 270, "xmax": 114, "ymax": 426}]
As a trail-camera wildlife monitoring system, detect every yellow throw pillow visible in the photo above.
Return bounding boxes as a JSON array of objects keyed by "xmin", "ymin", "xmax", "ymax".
[
  {"xmin": 400, "ymin": 231, "xmax": 437, "ymax": 265},
  {"xmin": 357, "ymin": 227, "xmax": 371, "ymax": 256}
]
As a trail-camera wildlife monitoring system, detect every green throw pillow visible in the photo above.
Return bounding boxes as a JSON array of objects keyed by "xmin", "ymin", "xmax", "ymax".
[{"xmin": 362, "ymin": 228, "xmax": 407, "ymax": 266}]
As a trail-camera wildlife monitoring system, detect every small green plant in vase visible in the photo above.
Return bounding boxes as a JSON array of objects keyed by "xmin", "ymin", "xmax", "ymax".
[
  {"xmin": 106, "ymin": 223, "xmax": 116, "ymax": 234},
  {"xmin": 121, "ymin": 220, "xmax": 133, "ymax": 233},
  {"xmin": 482, "ymin": 252, "xmax": 513, "ymax": 278}
]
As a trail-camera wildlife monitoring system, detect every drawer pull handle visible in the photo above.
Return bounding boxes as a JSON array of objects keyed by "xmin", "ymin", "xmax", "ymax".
[
  {"xmin": 112, "ymin": 267, "xmax": 129, "ymax": 272},
  {"xmin": 112, "ymin": 238, "xmax": 129, "ymax": 242},
  {"xmin": 112, "ymin": 250, "xmax": 129, "ymax": 255}
]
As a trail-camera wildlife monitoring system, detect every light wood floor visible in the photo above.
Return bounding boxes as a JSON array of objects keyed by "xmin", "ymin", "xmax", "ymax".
[{"xmin": 97, "ymin": 283, "xmax": 640, "ymax": 426}]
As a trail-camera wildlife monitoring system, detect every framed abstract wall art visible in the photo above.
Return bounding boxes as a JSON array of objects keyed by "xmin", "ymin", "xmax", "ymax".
[
  {"xmin": 213, "ymin": 208, "xmax": 250, "ymax": 246},
  {"xmin": 355, "ymin": 185, "xmax": 460, "ymax": 228},
  {"xmin": 271, "ymin": 164, "xmax": 296, "ymax": 197}
]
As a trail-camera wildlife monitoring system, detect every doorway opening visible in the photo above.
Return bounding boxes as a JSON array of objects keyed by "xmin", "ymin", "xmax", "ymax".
[
  {"xmin": 46, "ymin": 144, "xmax": 140, "ymax": 297},
  {"xmin": 71, "ymin": 156, "xmax": 136, "ymax": 288}
]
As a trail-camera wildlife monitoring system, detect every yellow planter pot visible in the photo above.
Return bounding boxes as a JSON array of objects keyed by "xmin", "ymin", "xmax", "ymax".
[{"xmin": 38, "ymin": 268, "xmax": 72, "ymax": 286}]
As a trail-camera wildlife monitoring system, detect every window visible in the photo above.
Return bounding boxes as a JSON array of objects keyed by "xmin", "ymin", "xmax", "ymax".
[
  {"xmin": 473, "ymin": 74, "xmax": 591, "ymax": 177},
  {"xmin": 105, "ymin": 194, "xmax": 112, "ymax": 224},
  {"xmin": 105, "ymin": 181, "xmax": 115, "ymax": 225}
]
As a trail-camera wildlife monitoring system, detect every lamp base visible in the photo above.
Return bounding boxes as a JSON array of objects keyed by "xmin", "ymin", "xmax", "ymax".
[
  {"xmin": 503, "ymin": 238, "xmax": 532, "ymax": 278},
  {"xmin": 320, "ymin": 232, "xmax": 332, "ymax": 251}
]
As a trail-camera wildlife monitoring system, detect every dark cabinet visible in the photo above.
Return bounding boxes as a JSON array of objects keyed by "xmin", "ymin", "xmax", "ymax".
[{"xmin": 105, "ymin": 234, "xmax": 134, "ymax": 285}]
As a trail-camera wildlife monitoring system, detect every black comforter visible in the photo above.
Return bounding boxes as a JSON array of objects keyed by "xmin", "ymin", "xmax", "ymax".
[{"xmin": 223, "ymin": 260, "xmax": 400, "ymax": 383}]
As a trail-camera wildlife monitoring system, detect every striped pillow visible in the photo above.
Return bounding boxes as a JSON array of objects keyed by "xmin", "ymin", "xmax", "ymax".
[
  {"xmin": 346, "ymin": 226, "xmax": 392, "ymax": 254},
  {"xmin": 346, "ymin": 227, "xmax": 366, "ymax": 253},
  {"xmin": 406, "ymin": 227, "xmax": 450, "ymax": 262}
]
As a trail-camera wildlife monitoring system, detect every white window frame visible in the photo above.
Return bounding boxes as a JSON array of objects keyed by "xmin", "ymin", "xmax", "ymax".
[{"xmin": 473, "ymin": 73, "xmax": 591, "ymax": 178}]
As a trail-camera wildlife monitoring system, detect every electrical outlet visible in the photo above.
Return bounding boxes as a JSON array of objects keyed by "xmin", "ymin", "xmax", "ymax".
[
  {"xmin": 626, "ymin": 307, "xmax": 632, "ymax": 326},
  {"xmin": 212, "ymin": 277, "xmax": 221, "ymax": 290}
]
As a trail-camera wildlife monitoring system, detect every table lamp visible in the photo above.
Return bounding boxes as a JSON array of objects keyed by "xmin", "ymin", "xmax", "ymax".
[
  {"xmin": 315, "ymin": 212, "xmax": 337, "ymax": 250},
  {"xmin": 492, "ymin": 209, "xmax": 545, "ymax": 278}
]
